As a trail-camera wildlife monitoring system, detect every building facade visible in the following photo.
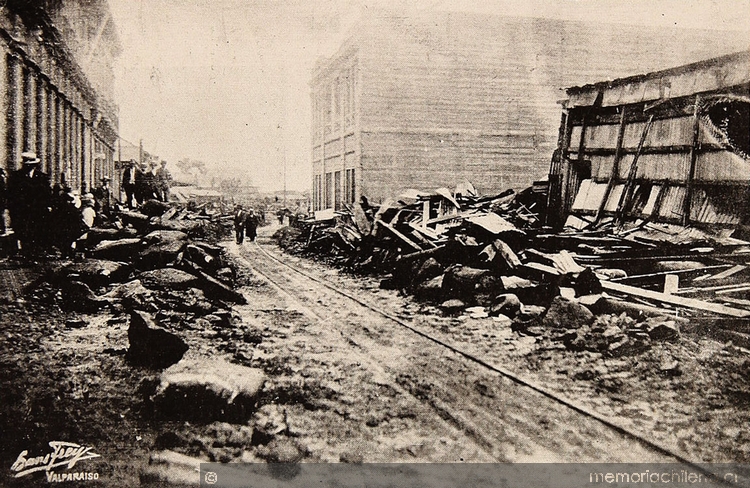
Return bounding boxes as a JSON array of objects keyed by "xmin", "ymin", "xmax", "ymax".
[
  {"xmin": 311, "ymin": 11, "xmax": 749, "ymax": 211},
  {"xmin": 547, "ymin": 49, "xmax": 750, "ymax": 230},
  {"xmin": 0, "ymin": 0, "xmax": 120, "ymax": 193}
]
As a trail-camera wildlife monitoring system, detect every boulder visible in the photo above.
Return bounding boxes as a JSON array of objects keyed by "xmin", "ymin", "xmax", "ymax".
[
  {"xmin": 140, "ymin": 199, "xmax": 172, "ymax": 217},
  {"xmin": 513, "ymin": 282, "xmax": 560, "ymax": 307},
  {"xmin": 127, "ymin": 310, "xmax": 188, "ymax": 369},
  {"xmin": 440, "ymin": 299, "xmax": 466, "ymax": 315},
  {"xmin": 152, "ymin": 358, "xmax": 265, "ymax": 422},
  {"xmin": 489, "ymin": 294, "xmax": 521, "ymax": 318},
  {"xmin": 59, "ymin": 259, "xmax": 132, "ymax": 288},
  {"xmin": 413, "ymin": 275, "xmax": 444, "ymax": 302},
  {"xmin": 60, "ymin": 281, "xmax": 108, "ymax": 313},
  {"xmin": 645, "ymin": 318, "xmax": 680, "ymax": 342},
  {"xmin": 542, "ymin": 296, "xmax": 594, "ymax": 330},
  {"xmin": 574, "ymin": 267, "xmax": 602, "ymax": 297},
  {"xmin": 137, "ymin": 232, "xmax": 188, "ymax": 270},
  {"xmin": 413, "ymin": 257, "xmax": 444, "ymax": 285},
  {"xmin": 185, "ymin": 244, "xmax": 218, "ymax": 270},
  {"xmin": 138, "ymin": 268, "xmax": 200, "ymax": 290},
  {"xmin": 441, "ymin": 265, "xmax": 489, "ymax": 301},
  {"xmin": 90, "ymin": 238, "xmax": 142, "ymax": 261},
  {"xmin": 102, "ymin": 279, "xmax": 154, "ymax": 309}
]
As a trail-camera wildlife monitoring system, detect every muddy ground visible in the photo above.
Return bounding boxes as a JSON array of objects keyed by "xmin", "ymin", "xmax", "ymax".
[{"xmin": 1, "ymin": 226, "xmax": 749, "ymax": 486}]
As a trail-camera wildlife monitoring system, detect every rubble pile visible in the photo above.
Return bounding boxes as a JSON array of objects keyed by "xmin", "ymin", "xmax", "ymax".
[
  {"xmin": 30, "ymin": 199, "xmax": 247, "ymax": 369},
  {"xmin": 275, "ymin": 182, "xmax": 750, "ymax": 357}
]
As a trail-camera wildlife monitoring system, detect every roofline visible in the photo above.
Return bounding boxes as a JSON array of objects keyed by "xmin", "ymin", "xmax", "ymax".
[{"xmin": 566, "ymin": 48, "xmax": 750, "ymax": 95}]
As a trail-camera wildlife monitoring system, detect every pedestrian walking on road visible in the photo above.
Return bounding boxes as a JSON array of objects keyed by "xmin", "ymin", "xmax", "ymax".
[
  {"xmin": 234, "ymin": 205, "xmax": 247, "ymax": 244},
  {"xmin": 246, "ymin": 209, "xmax": 258, "ymax": 242}
]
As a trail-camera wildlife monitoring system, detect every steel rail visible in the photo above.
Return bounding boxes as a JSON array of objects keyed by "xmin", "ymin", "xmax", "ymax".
[{"xmin": 249, "ymin": 239, "xmax": 728, "ymax": 482}]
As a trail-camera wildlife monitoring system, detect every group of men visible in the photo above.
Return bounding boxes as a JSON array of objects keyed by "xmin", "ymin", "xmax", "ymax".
[
  {"xmin": 233, "ymin": 205, "xmax": 259, "ymax": 245},
  {"xmin": 0, "ymin": 152, "xmax": 114, "ymax": 256},
  {"xmin": 121, "ymin": 159, "xmax": 171, "ymax": 208}
]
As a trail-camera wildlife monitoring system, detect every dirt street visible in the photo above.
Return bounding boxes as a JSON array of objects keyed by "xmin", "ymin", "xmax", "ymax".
[{"xmin": 0, "ymin": 226, "xmax": 748, "ymax": 487}]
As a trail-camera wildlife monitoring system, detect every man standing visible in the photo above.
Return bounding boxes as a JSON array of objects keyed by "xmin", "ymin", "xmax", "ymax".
[
  {"xmin": 246, "ymin": 209, "xmax": 258, "ymax": 242},
  {"xmin": 93, "ymin": 176, "xmax": 112, "ymax": 222},
  {"xmin": 234, "ymin": 204, "xmax": 247, "ymax": 244},
  {"xmin": 156, "ymin": 160, "xmax": 172, "ymax": 202},
  {"xmin": 7, "ymin": 152, "xmax": 52, "ymax": 254},
  {"xmin": 122, "ymin": 160, "xmax": 138, "ymax": 208}
]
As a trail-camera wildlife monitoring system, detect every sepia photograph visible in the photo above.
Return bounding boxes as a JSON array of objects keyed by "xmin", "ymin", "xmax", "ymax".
[{"xmin": 0, "ymin": 0, "xmax": 749, "ymax": 486}]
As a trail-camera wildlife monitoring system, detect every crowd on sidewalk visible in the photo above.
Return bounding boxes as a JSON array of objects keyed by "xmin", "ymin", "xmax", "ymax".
[{"xmin": 0, "ymin": 153, "xmax": 173, "ymax": 258}]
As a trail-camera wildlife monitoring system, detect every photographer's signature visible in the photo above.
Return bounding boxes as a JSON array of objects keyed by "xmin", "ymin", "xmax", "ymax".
[{"xmin": 10, "ymin": 441, "xmax": 100, "ymax": 479}]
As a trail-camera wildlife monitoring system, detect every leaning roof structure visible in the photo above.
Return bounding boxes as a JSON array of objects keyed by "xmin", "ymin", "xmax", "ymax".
[{"xmin": 548, "ymin": 49, "xmax": 750, "ymax": 231}]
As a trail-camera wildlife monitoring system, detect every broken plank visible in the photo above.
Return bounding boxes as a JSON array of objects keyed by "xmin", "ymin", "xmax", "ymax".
[
  {"xmin": 601, "ymin": 280, "xmax": 750, "ymax": 318},
  {"xmin": 663, "ymin": 274, "xmax": 679, "ymax": 295},
  {"xmin": 376, "ymin": 220, "xmax": 422, "ymax": 252},
  {"xmin": 692, "ymin": 264, "xmax": 747, "ymax": 283}
]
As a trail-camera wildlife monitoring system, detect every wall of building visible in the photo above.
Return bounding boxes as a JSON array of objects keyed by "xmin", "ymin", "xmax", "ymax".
[{"xmin": 0, "ymin": 1, "xmax": 119, "ymax": 194}]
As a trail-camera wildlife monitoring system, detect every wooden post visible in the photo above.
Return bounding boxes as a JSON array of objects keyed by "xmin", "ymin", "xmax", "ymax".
[
  {"xmin": 595, "ymin": 107, "xmax": 627, "ymax": 224},
  {"xmin": 683, "ymin": 95, "xmax": 701, "ymax": 226},
  {"xmin": 615, "ymin": 114, "xmax": 654, "ymax": 226}
]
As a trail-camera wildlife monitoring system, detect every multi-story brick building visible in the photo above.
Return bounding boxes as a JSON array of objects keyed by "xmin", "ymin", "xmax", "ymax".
[
  {"xmin": 0, "ymin": 0, "xmax": 120, "ymax": 193},
  {"xmin": 310, "ymin": 11, "xmax": 748, "ymax": 211}
]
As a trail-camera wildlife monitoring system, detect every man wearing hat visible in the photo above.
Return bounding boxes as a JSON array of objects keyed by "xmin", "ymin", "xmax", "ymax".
[
  {"xmin": 93, "ymin": 175, "xmax": 113, "ymax": 221},
  {"xmin": 122, "ymin": 159, "xmax": 138, "ymax": 209},
  {"xmin": 7, "ymin": 152, "xmax": 52, "ymax": 254}
]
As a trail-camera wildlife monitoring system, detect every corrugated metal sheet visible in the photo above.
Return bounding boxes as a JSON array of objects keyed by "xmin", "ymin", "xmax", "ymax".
[
  {"xmin": 465, "ymin": 213, "xmax": 519, "ymax": 234},
  {"xmin": 656, "ymin": 186, "xmax": 686, "ymax": 221},
  {"xmin": 640, "ymin": 185, "xmax": 662, "ymax": 216},
  {"xmin": 694, "ymin": 151, "xmax": 750, "ymax": 181},
  {"xmin": 571, "ymin": 179, "xmax": 605, "ymax": 212},
  {"xmin": 690, "ymin": 187, "xmax": 744, "ymax": 225},
  {"xmin": 604, "ymin": 184, "xmax": 625, "ymax": 212}
]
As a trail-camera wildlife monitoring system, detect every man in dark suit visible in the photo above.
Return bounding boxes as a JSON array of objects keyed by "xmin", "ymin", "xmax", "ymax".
[
  {"xmin": 122, "ymin": 160, "xmax": 138, "ymax": 209},
  {"xmin": 234, "ymin": 204, "xmax": 247, "ymax": 244},
  {"xmin": 7, "ymin": 152, "xmax": 52, "ymax": 254}
]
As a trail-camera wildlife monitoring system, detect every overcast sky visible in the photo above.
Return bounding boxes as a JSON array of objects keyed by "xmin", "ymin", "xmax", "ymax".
[{"xmin": 107, "ymin": 0, "xmax": 750, "ymax": 191}]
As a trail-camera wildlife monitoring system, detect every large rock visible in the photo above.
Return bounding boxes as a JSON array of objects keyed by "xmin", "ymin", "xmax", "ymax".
[
  {"xmin": 60, "ymin": 281, "xmax": 108, "ymax": 313},
  {"xmin": 152, "ymin": 358, "xmax": 265, "ymax": 422},
  {"xmin": 90, "ymin": 238, "xmax": 142, "ymax": 261},
  {"xmin": 140, "ymin": 199, "xmax": 172, "ymax": 217},
  {"xmin": 542, "ymin": 296, "xmax": 594, "ymax": 330},
  {"xmin": 140, "ymin": 450, "xmax": 201, "ymax": 486},
  {"xmin": 127, "ymin": 311, "xmax": 188, "ymax": 369},
  {"xmin": 59, "ymin": 259, "xmax": 132, "ymax": 288},
  {"xmin": 138, "ymin": 268, "xmax": 200, "ymax": 290},
  {"xmin": 413, "ymin": 275, "xmax": 444, "ymax": 302},
  {"xmin": 441, "ymin": 265, "xmax": 489, "ymax": 301},
  {"xmin": 645, "ymin": 318, "xmax": 680, "ymax": 342},
  {"xmin": 102, "ymin": 279, "xmax": 154, "ymax": 309},
  {"xmin": 413, "ymin": 258, "xmax": 444, "ymax": 285},
  {"xmin": 137, "ymin": 231, "xmax": 189, "ymax": 269},
  {"xmin": 440, "ymin": 299, "xmax": 466, "ymax": 315},
  {"xmin": 490, "ymin": 294, "xmax": 521, "ymax": 318}
]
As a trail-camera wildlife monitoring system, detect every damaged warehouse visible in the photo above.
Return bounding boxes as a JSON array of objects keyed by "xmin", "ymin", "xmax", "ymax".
[{"xmin": 548, "ymin": 49, "xmax": 750, "ymax": 232}]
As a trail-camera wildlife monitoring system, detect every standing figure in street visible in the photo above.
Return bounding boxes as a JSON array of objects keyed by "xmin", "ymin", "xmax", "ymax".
[
  {"xmin": 234, "ymin": 205, "xmax": 247, "ymax": 244},
  {"xmin": 246, "ymin": 209, "xmax": 258, "ymax": 242},
  {"xmin": 134, "ymin": 161, "xmax": 150, "ymax": 204},
  {"xmin": 7, "ymin": 152, "xmax": 52, "ymax": 255},
  {"xmin": 156, "ymin": 160, "xmax": 172, "ymax": 202},
  {"xmin": 0, "ymin": 168, "xmax": 7, "ymax": 235},
  {"xmin": 93, "ymin": 176, "xmax": 112, "ymax": 223},
  {"xmin": 122, "ymin": 160, "xmax": 138, "ymax": 208}
]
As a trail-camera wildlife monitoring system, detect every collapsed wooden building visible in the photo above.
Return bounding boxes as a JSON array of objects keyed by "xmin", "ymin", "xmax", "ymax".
[{"xmin": 548, "ymin": 49, "xmax": 750, "ymax": 234}]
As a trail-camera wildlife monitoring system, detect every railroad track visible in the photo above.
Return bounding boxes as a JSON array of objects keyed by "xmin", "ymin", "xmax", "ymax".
[{"xmin": 229, "ymin": 236, "xmax": 723, "ymax": 474}]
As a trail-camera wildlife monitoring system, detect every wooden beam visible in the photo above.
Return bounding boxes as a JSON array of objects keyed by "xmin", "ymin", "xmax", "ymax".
[
  {"xmin": 601, "ymin": 280, "xmax": 750, "ymax": 317},
  {"xmin": 376, "ymin": 220, "xmax": 422, "ymax": 252},
  {"xmin": 693, "ymin": 264, "xmax": 747, "ymax": 283},
  {"xmin": 615, "ymin": 114, "xmax": 655, "ymax": 226},
  {"xmin": 683, "ymin": 95, "xmax": 701, "ymax": 226},
  {"xmin": 594, "ymin": 107, "xmax": 627, "ymax": 224}
]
